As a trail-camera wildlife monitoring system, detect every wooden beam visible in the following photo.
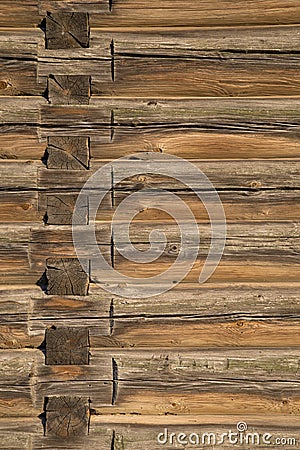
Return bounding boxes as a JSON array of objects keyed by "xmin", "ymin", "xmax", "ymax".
[
  {"xmin": 45, "ymin": 326, "xmax": 89, "ymax": 365},
  {"xmin": 46, "ymin": 258, "xmax": 89, "ymax": 296},
  {"xmin": 45, "ymin": 12, "xmax": 90, "ymax": 49}
]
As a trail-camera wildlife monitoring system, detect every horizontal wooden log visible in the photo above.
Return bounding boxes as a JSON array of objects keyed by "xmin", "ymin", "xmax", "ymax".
[
  {"xmin": 1, "ymin": 221, "xmax": 300, "ymax": 283},
  {"xmin": 1, "ymin": 415, "xmax": 297, "ymax": 450},
  {"xmin": 2, "ymin": 348, "xmax": 300, "ymax": 417},
  {"xmin": 45, "ymin": 12, "xmax": 90, "ymax": 50},
  {"xmin": 0, "ymin": 418, "xmax": 40, "ymax": 449},
  {"xmin": 91, "ymin": 130, "xmax": 300, "ymax": 160},
  {"xmin": 2, "ymin": 129, "xmax": 299, "ymax": 161},
  {"xmin": 96, "ymin": 383, "xmax": 300, "ymax": 415},
  {"xmin": 37, "ymin": 26, "xmax": 300, "ymax": 96},
  {"xmin": 111, "ymin": 159, "xmax": 300, "ymax": 190},
  {"xmin": 90, "ymin": 417, "xmax": 300, "ymax": 450},
  {"xmin": 0, "ymin": 131, "xmax": 45, "ymax": 160},
  {"xmin": 111, "ymin": 259, "xmax": 300, "ymax": 284},
  {"xmin": 33, "ymin": 415, "xmax": 300, "ymax": 449},
  {"xmin": 0, "ymin": 1, "xmax": 40, "ymax": 28},
  {"xmin": 38, "ymin": 159, "xmax": 300, "ymax": 190},
  {"xmin": 38, "ymin": 57, "xmax": 111, "ymax": 81},
  {"xmin": 0, "ymin": 192, "xmax": 40, "ymax": 223},
  {"xmin": 38, "ymin": 97, "xmax": 300, "ymax": 135},
  {"xmin": 2, "ymin": 1, "xmax": 300, "ymax": 28},
  {"xmin": 108, "ymin": 26, "xmax": 300, "ymax": 55},
  {"xmin": 98, "ymin": 56, "xmax": 300, "ymax": 97},
  {"xmin": 0, "ymin": 97, "xmax": 45, "ymax": 125},
  {"xmin": 3, "ymin": 98, "xmax": 300, "ymax": 133},
  {"xmin": 90, "ymin": 2, "xmax": 300, "ymax": 27},
  {"xmin": 38, "ymin": 189, "xmax": 300, "ymax": 223},
  {"xmin": 39, "ymin": 0, "xmax": 109, "ymax": 16},
  {"xmin": 1, "ymin": 284, "xmax": 300, "ymax": 349},
  {"xmin": 114, "ymin": 190, "xmax": 300, "ymax": 222},
  {"xmin": 0, "ymin": 29, "xmax": 40, "ymax": 58},
  {"xmin": 0, "ymin": 161, "xmax": 40, "ymax": 190},
  {"xmin": 0, "ymin": 60, "xmax": 42, "ymax": 97},
  {"xmin": 103, "ymin": 318, "xmax": 300, "ymax": 349}
]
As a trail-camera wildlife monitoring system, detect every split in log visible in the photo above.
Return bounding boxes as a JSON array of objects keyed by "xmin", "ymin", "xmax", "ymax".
[
  {"xmin": 45, "ymin": 326, "xmax": 89, "ymax": 365},
  {"xmin": 46, "ymin": 136, "xmax": 90, "ymax": 170},
  {"xmin": 45, "ymin": 396, "xmax": 90, "ymax": 437},
  {"xmin": 45, "ymin": 12, "xmax": 89, "ymax": 49},
  {"xmin": 45, "ymin": 258, "xmax": 89, "ymax": 296},
  {"xmin": 48, "ymin": 75, "xmax": 90, "ymax": 105},
  {"xmin": 46, "ymin": 194, "xmax": 88, "ymax": 225}
]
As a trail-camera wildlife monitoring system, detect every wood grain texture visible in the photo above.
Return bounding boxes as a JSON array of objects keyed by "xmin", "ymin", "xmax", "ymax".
[
  {"xmin": 45, "ymin": 12, "xmax": 90, "ymax": 49},
  {"xmin": 45, "ymin": 396, "xmax": 90, "ymax": 437},
  {"xmin": 0, "ymin": 131, "xmax": 45, "ymax": 160},
  {"xmin": 1, "ymin": 0, "xmax": 300, "ymax": 444},
  {"xmin": 0, "ymin": 284, "xmax": 299, "ymax": 350},
  {"xmin": 46, "ymin": 194, "xmax": 88, "ymax": 225},
  {"xmin": 48, "ymin": 75, "xmax": 91, "ymax": 105},
  {"xmin": 39, "ymin": 26, "xmax": 300, "ymax": 96},
  {"xmin": 37, "ymin": 159, "xmax": 300, "ymax": 189},
  {"xmin": 90, "ymin": 2, "xmax": 300, "ymax": 27},
  {"xmin": 45, "ymin": 326, "xmax": 89, "ymax": 365},
  {"xmin": 91, "ymin": 130, "xmax": 300, "ymax": 160},
  {"xmin": 2, "ymin": 1, "xmax": 299, "ymax": 28},
  {"xmin": 46, "ymin": 258, "xmax": 89, "ymax": 296},
  {"xmin": 39, "ymin": 97, "xmax": 300, "ymax": 132},
  {"xmin": 47, "ymin": 136, "xmax": 90, "ymax": 170}
]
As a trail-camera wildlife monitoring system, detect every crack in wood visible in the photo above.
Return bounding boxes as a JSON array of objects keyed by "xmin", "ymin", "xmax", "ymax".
[
  {"xmin": 45, "ymin": 12, "xmax": 90, "ymax": 49},
  {"xmin": 110, "ymin": 109, "xmax": 115, "ymax": 141},
  {"xmin": 109, "ymin": 299, "xmax": 115, "ymax": 334},
  {"xmin": 111, "ymin": 429, "xmax": 116, "ymax": 450},
  {"xmin": 48, "ymin": 75, "xmax": 90, "ymax": 105},
  {"xmin": 45, "ymin": 326, "xmax": 90, "ymax": 365},
  {"xmin": 112, "ymin": 358, "xmax": 118, "ymax": 405},
  {"xmin": 110, "ymin": 230, "xmax": 115, "ymax": 269},
  {"xmin": 45, "ymin": 258, "xmax": 89, "ymax": 296},
  {"xmin": 109, "ymin": 0, "xmax": 113, "ymax": 13},
  {"xmin": 110, "ymin": 39, "xmax": 115, "ymax": 82},
  {"xmin": 111, "ymin": 162, "xmax": 115, "ymax": 208},
  {"xmin": 44, "ymin": 396, "xmax": 90, "ymax": 437}
]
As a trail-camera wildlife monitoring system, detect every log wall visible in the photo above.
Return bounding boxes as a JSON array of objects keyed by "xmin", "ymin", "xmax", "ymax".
[{"xmin": 0, "ymin": 1, "xmax": 299, "ymax": 448}]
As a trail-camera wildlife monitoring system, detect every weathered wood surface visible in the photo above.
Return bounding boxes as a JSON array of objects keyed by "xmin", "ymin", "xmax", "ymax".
[
  {"xmin": 2, "ymin": 97, "xmax": 300, "ymax": 138},
  {"xmin": 0, "ymin": 222, "xmax": 299, "ymax": 286},
  {"xmin": 47, "ymin": 136, "xmax": 90, "ymax": 170},
  {"xmin": 1, "ymin": 0, "xmax": 300, "ymax": 446},
  {"xmin": 0, "ymin": 416, "xmax": 298, "ymax": 449},
  {"xmin": 45, "ymin": 396, "xmax": 90, "ymax": 437},
  {"xmin": 2, "ymin": 1, "xmax": 300, "ymax": 28},
  {"xmin": 1, "ymin": 348, "xmax": 300, "ymax": 418},
  {"xmin": 5, "ymin": 26, "xmax": 300, "ymax": 97},
  {"xmin": 46, "ymin": 258, "xmax": 90, "ymax": 296},
  {"xmin": 37, "ymin": 158, "xmax": 300, "ymax": 189},
  {"xmin": 0, "ymin": 284, "xmax": 300, "ymax": 349},
  {"xmin": 45, "ymin": 12, "xmax": 90, "ymax": 49},
  {"xmin": 3, "ymin": 128, "xmax": 300, "ymax": 160},
  {"xmin": 38, "ymin": 97, "xmax": 300, "ymax": 136},
  {"xmin": 39, "ymin": 26, "xmax": 300, "ymax": 97},
  {"xmin": 38, "ymin": 189, "xmax": 300, "ymax": 223}
]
